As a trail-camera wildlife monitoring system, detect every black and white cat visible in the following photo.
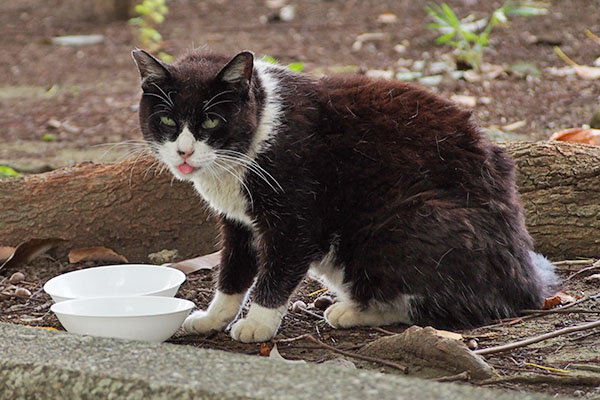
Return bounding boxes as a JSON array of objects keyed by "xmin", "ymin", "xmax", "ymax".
[{"xmin": 132, "ymin": 49, "xmax": 558, "ymax": 343}]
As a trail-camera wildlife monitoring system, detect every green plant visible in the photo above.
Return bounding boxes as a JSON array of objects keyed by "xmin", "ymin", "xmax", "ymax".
[
  {"xmin": 261, "ymin": 55, "xmax": 305, "ymax": 72},
  {"xmin": 129, "ymin": 0, "xmax": 172, "ymax": 62},
  {"xmin": 0, "ymin": 166, "xmax": 20, "ymax": 178},
  {"xmin": 426, "ymin": 1, "xmax": 548, "ymax": 70}
]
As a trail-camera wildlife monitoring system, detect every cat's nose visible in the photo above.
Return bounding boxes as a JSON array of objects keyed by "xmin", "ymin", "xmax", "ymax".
[{"xmin": 177, "ymin": 149, "xmax": 194, "ymax": 159}]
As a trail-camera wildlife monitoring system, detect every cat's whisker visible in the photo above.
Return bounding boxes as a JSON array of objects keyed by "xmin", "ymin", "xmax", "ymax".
[
  {"xmin": 202, "ymin": 90, "xmax": 233, "ymax": 111},
  {"xmin": 151, "ymin": 82, "xmax": 176, "ymax": 109},
  {"xmin": 143, "ymin": 92, "xmax": 174, "ymax": 110},
  {"xmin": 203, "ymin": 99, "xmax": 235, "ymax": 112},
  {"xmin": 216, "ymin": 150, "xmax": 284, "ymax": 192},
  {"xmin": 206, "ymin": 111, "xmax": 227, "ymax": 123},
  {"xmin": 94, "ymin": 140, "xmax": 151, "ymax": 162},
  {"xmin": 212, "ymin": 159, "xmax": 254, "ymax": 211},
  {"xmin": 216, "ymin": 154, "xmax": 279, "ymax": 193}
]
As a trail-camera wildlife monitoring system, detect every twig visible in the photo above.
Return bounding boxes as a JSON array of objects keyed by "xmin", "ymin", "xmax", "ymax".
[
  {"xmin": 372, "ymin": 327, "xmax": 398, "ymax": 336},
  {"xmin": 477, "ymin": 373, "xmax": 600, "ymax": 386},
  {"xmin": 277, "ymin": 334, "xmax": 408, "ymax": 373},
  {"xmin": 297, "ymin": 306, "xmax": 325, "ymax": 320},
  {"xmin": 585, "ymin": 29, "xmax": 600, "ymax": 46},
  {"xmin": 475, "ymin": 319, "xmax": 600, "ymax": 356},
  {"xmin": 435, "ymin": 371, "xmax": 470, "ymax": 382},
  {"xmin": 552, "ymin": 259, "xmax": 595, "ymax": 267},
  {"xmin": 520, "ymin": 308, "xmax": 600, "ymax": 315},
  {"xmin": 566, "ymin": 264, "xmax": 600, "ymax": 281}
]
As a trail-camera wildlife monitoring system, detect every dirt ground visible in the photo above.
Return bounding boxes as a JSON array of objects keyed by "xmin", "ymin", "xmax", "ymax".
[{"xmin": 1, "ymin": 0, "xmax": 600, "ymax": 398}]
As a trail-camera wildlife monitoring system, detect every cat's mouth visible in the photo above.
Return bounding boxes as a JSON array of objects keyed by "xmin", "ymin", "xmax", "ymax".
[{"xmin": 177, "ymin": 162, "xmax": 196, "ymax": 175}]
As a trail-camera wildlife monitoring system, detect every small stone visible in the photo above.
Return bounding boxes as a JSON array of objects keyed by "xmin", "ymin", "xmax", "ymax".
[
  {"xmin": 9, "ymin": 272, "xmax": 25, "ymax": 284},
  {"xmin": 418, "ymin": 75, "xmax": 443, "ymax": 86},
  {"xmin": 451, "ymin": 94, "xmax": 477, "ymax": 108},
  {"xmin": 393, "ymin": 44, "xmax": 407, "ymax": 54},
  {"xmin": 15, "ymin": 287, "xmax": 32, "ymax": 298},
  {"xmin": 148, "ymin": 249, "xmax": 179, "ymax": 264},
  {"xmin": 377, "ymin": 12, "xmax": 398, "ymax": 24},
  {"xmin": 291, "ymin": 300, "xmax": 307, "ymax": 313},
  {"xmin": 573, "ymin": 390, "xmax": 585, "ymax": 397},
  {"xmin": 365, "ymin": 69, "xmax": 394, "ymax": 80},
  {"xmin": 467, "ymin": 338, "xmax": 478, "ymax": 350},
  {"xmin": 279, "ymin": 5, "xmax": 295, "ymax": 22},
  {"xmin": 314, "ymin": 295, "xmax": 334, "ymax": 310}
]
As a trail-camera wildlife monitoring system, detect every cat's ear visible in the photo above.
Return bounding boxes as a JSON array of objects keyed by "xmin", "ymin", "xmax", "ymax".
[
  {"xmin": 131, "ymin": 49, "xmax": 170, "ymax": 87},
  {"xmin": 216, "ymin": 51, "xmax": 254, "ymax": 92}
]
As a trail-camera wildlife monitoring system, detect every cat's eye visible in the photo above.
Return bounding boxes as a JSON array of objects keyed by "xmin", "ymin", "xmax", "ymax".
[
  {"xmin": 160, "ymin": 116, "xmax": 176, "ymax": 127},
  {"xmin": 201, "ymin": 118, "xmax": 220, "ymax": 130}
]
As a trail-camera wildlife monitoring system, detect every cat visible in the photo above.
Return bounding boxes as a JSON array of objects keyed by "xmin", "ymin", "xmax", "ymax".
[{"xmin": 132, "ymin": 48, "xmax": 558, "ymax": 343}]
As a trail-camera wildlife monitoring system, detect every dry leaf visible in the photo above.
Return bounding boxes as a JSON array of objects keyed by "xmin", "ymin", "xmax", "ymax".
[
  {"xmin": 68, "ymin": 247, "xmax": 128, "ymax": 264},
  {"xmin": 268, "ymin": 344, "xmax": 307, "ymax": 364},
  {"xmin": 544, "ymin": 290, "xmax": 576, "ymax": 309},
  {"xmin": 502, "ymin": 120, "xmax": 527, "ymax": 132},
  {"xmin": 0, "ymin": 238, "xmax": 66, "ymax": 272},
  {"xmin": 260, "ymin": 343, "xmax": 271, "ymax": 357},
  {"xmin": 573, "ymin": 65, "xmax": 600, "ymax": 80},
  {"xmin": 432, "ymin": 329, "xmax": 463, "ymax": 341},
  {"xmin": 170, "ymin": 250, "xmax": 221, "ymax": 275},
  {"xmin": 584, "ymin": 274, "xmax": 600, "ymax": 281},
  {"xmin": 549, "ymin": 127, "xmax": 600, "ymax": 145}
]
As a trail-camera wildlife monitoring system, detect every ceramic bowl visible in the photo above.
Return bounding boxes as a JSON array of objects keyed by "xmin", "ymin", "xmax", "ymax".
[
  {"xmin": 43, "ymin": 264, "xmax": 186, "ymax": 303},
  {"xmin": 51, "ymin": 296, "xmax": 194, "ymax": 342}
]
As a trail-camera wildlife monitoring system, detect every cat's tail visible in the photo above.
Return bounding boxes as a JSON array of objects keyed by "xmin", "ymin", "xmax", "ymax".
[{"xmin": 529, "ymin": 250, "xmax": 560, "ymax": 297}]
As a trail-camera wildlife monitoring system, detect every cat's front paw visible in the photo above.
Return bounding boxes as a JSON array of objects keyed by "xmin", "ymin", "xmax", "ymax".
[
  {"xmin": 182, "ymin": 310, "xmax": 228, "ymax": 334},
  {"xmin": 229, "ymin": 303, "xmax": 285, "ymax": 343},
  {"xmin": 324, "ymin": 301, "xmax": 362, "ymax": 328}
]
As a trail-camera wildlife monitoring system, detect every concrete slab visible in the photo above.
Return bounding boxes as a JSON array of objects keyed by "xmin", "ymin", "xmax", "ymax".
[{"xmin": 0, "ymin": 323, "xmax": 556, "ymax": 399}]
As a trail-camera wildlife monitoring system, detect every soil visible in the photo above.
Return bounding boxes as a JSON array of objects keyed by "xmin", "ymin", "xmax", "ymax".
[
  {"xmin": 1, "ymin": 0, "xmax": 600, "ymax": 398},
  {"xmin": 1, "ymin": 253, "xmax": 600, "ymax": 398}
]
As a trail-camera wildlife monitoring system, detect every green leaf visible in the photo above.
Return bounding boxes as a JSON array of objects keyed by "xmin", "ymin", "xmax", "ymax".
[
  {"xmin": 441, "ymin": 3, "xmax": 460, "ymax": 27},
  {"xmin": 505, "ymin": 6, "xmax": 548, "ymax": 16},
  {"xmin": 435, "ymin": 31, "xmax": 456, "ymax": 44},
  {"xmin": 261, "ymin": 55, "xmax": 278, "ymax": 65},
  {"xmin": 158, "ymin": 51, "xmax": 173, "ymax": 63},
  {"xmin": 286, "ymin": 62, "xmax": 304, "ymax": 72},
  {"xmin": 135, "ymin": 4, "xmax": 151, "ymax": 15},
  {"xmin": 0, "ymin": 166, "xmax": 20, "ymax": 178},
  {"xmin": 43, "ymin": 133, "xmax": 57, "ymax": 142}
]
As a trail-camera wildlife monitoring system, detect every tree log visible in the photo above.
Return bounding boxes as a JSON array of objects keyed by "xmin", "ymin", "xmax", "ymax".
[{"xmin": 0, "ymin": 141, "xmax": 598, "ymax": 262}]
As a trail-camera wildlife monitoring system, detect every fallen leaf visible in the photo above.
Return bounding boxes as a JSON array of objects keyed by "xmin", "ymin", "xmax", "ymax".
[
  {"xmin": 549, "ymin": 128, "xmax": 600, "ymax": 145},
  {"xmin": 260, "ymin": 343, "xmax": 271, "ymax": 357},
  {"xmin": 269, "ymin": 344, "xmax": 307, "ymax": 364},
  {"xmin": 584, "ymin": 274, "xmax": 600, "ymax": 281},
  {"xmin": 0, "ymin": 238, "xmax": 66, "ymax": 272},
  {"xmin": 170, "ymin": 250, "xmax": 221, "ymax": 275},
  {"xmin": 544, "ymin": 290, "xmax": 576, "ymax": 309},
  {"xmin": 573, "ymin": 65, "xmax": 600, "ymax": 80},
  {"xmin": 0, "ymin": 247, "xmax": 15, "ymax": 264},
  {"xmin": 542, "ymin": 295, "xmax": 562, "ymax": 310},
  {"xmin": 432, "ymin": 329, "xmax": 463, "ymax": 341},
  {"xmin": 502, "ymin": 120, "xmax": 527, "ymax": 132},
  {"xmin": 358, "ymin": 326, "xmax": 496, "ymax": 380},
  {"xmin": 68, "ymin": 247, "xmax": 128, "ymax": 264}
]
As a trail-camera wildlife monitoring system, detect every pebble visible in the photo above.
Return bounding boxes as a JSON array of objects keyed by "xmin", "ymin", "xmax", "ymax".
[
  {"xmin": 314, "ymin": 295, "xmax": 334, "ymax": 310},
  {"xmin": 467, "ymin": 338, "xmax": 478, "ymax": 350},
  {"xmin": 15, "ymin": 287, "xmax": 32, "ymax": 298},
  {"xmin": 291, "ymin": 300, "xmax": 307, "ymax": 313},
  {"xmin": 9, "ymin": 272, "xmax": 25, "ymax": 284},
  {"xmin": 418, "ymin": 75, "xmax": 443, "ymax": 86}
]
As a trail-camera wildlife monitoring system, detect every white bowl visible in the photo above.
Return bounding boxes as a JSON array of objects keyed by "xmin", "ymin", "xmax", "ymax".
[
  {"xmin": 51, "ymin": 296, "xmax": 194, "ymax": 342},
  {"xmin": 43, "ymin": 264, "xmax": 186, "ymax": 303}
]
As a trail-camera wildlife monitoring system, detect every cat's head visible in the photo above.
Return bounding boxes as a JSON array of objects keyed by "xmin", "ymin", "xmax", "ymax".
[{"xmin": 132, "ymin": 49, "xmax": 260, "ymax": 180}]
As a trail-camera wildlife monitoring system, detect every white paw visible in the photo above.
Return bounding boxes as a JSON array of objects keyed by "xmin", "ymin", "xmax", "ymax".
[
  {"xmin": 182, "ymin": 291, "xmax": 245, "ymax": 334},
  {"xmin": 182, "ymin": 310, "xmax": 227, "ymax": 334},
  {"xmin": 229, "ymin": 303, "xmax": 286, "ymax": 343},
  {"xmin": 324, "ymin": 301, "xmax": 362, "ymax": 328},
  {"xmin": 230, "ymin": 317, "xmax": 278, "ymax": 343}
]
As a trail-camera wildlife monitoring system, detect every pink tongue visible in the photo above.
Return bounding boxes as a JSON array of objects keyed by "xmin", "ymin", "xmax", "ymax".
[{"xmin": 178, "ymin": 163, "xmax": 194, "ymax": 174}]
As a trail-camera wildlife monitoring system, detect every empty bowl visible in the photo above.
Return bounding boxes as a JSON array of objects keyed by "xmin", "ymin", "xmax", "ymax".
[
  {"xmin": 43, "ymin": 264, "xmax": 186, "ymax": 303},
  {"xmin": 51, "ymin": 296, "xmax": 194, "ymax": 342}
]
